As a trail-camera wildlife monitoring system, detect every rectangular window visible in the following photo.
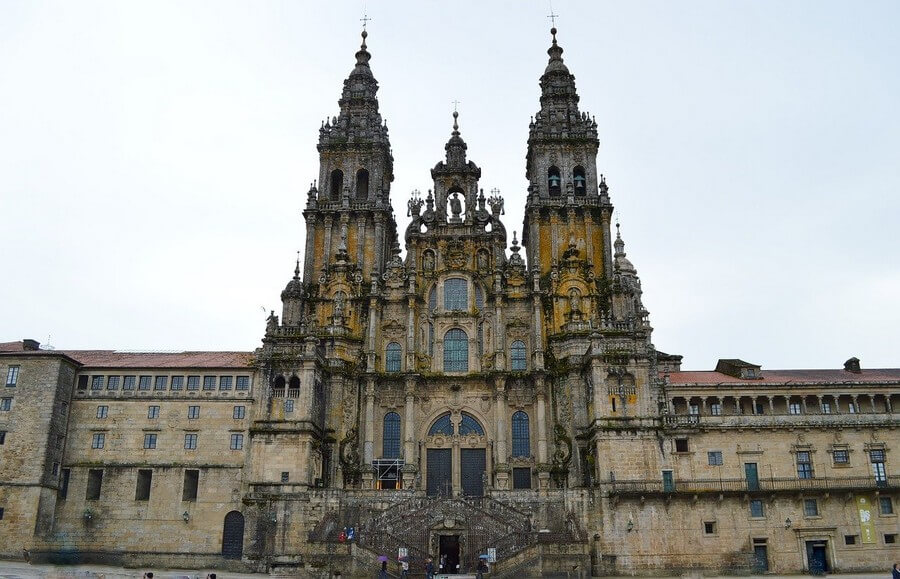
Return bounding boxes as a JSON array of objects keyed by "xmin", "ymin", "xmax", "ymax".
[
  {"xmin": 86, "ymin": 469, "xmax": 103, "ymax": 500},
  {"xmin": 674, "ymin": 438, "xmax": 689, "ymax": 452},
  {"xmin": 123, "ymin": 375, "xmax": 136, "ymax": 390},
  {"xmin": 184, "ymin": 433, "xmax": 197, "ymax": 450},
  {"xmin": 187, "ymin": 376, "xmax": 200, "ymax": 391},
  {"xmin": 143, "ymin": 433, "xmax": 157, "ymax": 449},
  {"xmin": 96, "ymin": 405, "xmax": 108, "ymax": 419},
  {"xmin": 91, "ymin": 375, "xmax": 104, "ymax": 390},
  {"xmin": 885, "ymin": 533, "xmax": 897, "ymax": 544},
  {"xmin": 870, "ymin": 449, "xmax": 886, "ymax": 485},
  {"xmin": 281, "ymin": 471, "xmax": 290, "ymax": 483},
  {"xmin": 154, "ymin": 376, "xmax": 167, "ymax": 391},
  {"xmin": 803, "ymin": 498, "xmax": 819, "ymax": 517},
  {"xmin": 821, "ymin": 402, "xmax": 831, "ymax": 414},
  {"xmin": 182, "ymin": 469, "xmax": 199, "ymax": 501},
  {"xmin": 188, "ymin": 405, "xmax": 200, "ymax": 419},
  {"xmin": 58, "ymin": 468, "xmax": 70, "ymax": 499},
  {"xmin": 135, "ymin": 469, "xmax": 152, "ymax": 501},
  {"xmin": 443, "ymin": 278, "xmax": 468, "ymax": 310},
  {"xmin": 796, "ymin": 451, "xmax": 813, "ymax": 479},
  {"xmin": 844, "ymin": 534, "xmax": 857, "ymax": 545},
  {"xmin": 512, "ymin": 467, "xmax": 531, "ymax": 489},
  {"xmin": 703, "ymin": 521, "xmax": 716, "ymax": 535},
  {"xmin": 689, "ymin": 404, "xmax": 700, "ymax": 415},
  {"xmin": 219, "ymin": 376, "xmax": 232, "ymax": 390},
  {"xmin": 880, "ymin": 496, "xmax": 894, "ymax": 515},
  {"xmin": 91, "ymin": 433, "xmax": 105, "ymax": 449},
  {"xmin": 170, "ymin": 375, "xmax": 184, "ymax": 390},
  {"xmin": 833, "ymin": 449, "xmax": 849, "ymax": 465},
  {"xmin": 230, "ymin": 433, "xmax": 244, "ymax": 450},
  {"xmin": 749, "ymin": 499, "xmax": 764, "ymax": 518},
  {"xmin": 51, "ymin": 461, "xmax": 59, "ymax": 475},
  {"xmin": 0, "ymin": 507, "xmax": 4, "ymax": 519},
  {"xmin": 202, "ymin": 376, "xmax": 216, "ymax": 391},
  {"xmin": 106, "ymin": 376, "xmax": 119, "ymax": 390},
  {"xmin": 77, "ymin": 375, "xmax": 88, "ymax": 390},
  {"xmin": 848, "ymin": 402, "xmax": 856, "ymax": 414},
  {"xmin": 138, "ymin": 376, "xmax": 152, "ymax": 390},
  {"xmin": 147, "ymin": 405, "xmax": 160, "ymax": 419},
  {"xmin": 0, "ymin": 398, "xmax": 11, "ymax": 411},
  {"xmin": 0, "ymin": 431, "xmax": 6, "ymax": 444},
  {"xmin": 236, "ymin": 376, "xmax": 250, "ymax": 391},
  {"xmin": 708, "ymin": 451, "xmax": 723, "ymax": 466},
  {"xmin": 285, "ymin": 399, "xmax": 294, "ymax": 412},
  {"xmin": 5, "ymin": 365, "xmax": 19, "ymax": 386},
  {"xmin": 709, "ymin": 403, "xmax": 721, "ymax": 416},
  {"xmin": 789, "ymin": 402, "xmax": 802, "ymax": 415},
  {"xmin": 233, "ymin": 405, "xmax": 246, "ymax": 419}
]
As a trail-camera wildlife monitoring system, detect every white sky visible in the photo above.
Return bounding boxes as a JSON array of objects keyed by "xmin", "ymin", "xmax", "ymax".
[{"xmin": 1, "ymin": 1, "xmax": 898, "ymax": 370}]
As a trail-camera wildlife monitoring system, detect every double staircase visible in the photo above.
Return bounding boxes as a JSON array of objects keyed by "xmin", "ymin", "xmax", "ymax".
[{"xmin": 309, "ymin": 493, "xmax": 584, "ymax": 574}]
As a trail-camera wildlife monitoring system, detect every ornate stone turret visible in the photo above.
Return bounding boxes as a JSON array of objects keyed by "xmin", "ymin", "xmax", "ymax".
[{"xmin": 429, "ymin": 111, "xmax": 483, "ymax": 226}]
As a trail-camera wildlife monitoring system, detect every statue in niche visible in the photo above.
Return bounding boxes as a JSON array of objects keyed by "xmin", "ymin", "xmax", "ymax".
[
  {"xmin": 449, "ymin": 191, "xmax": 462, "ymax": 222},
  {"xmin": 333, "ymin": 292, "xmax": 347, "ymax": 325},
  {"xmin": 423, "ymin": 251, "xmax": 435, "ymax": 273},
  {"xmin": 476, "ymin": 250, "xmax": 489, "ymax": 272},
  {"xmin": 568, "ymin": 288, "xmax": 583, "ymax": 321}
]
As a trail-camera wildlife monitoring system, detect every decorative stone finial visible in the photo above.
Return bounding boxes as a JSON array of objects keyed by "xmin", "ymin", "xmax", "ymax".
[{"xmin": 452, "ymin": 110, "xmax": 459, "ymax": 136}]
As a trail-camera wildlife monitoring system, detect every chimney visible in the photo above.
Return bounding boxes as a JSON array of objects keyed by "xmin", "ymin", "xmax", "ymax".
[
  {"xmin": 22, "ymin": 339, "xmax": 40, "ymax": 351},
  {"xmin": 843, "ymin": 357, "xmax": 861, "ymax": 374}
]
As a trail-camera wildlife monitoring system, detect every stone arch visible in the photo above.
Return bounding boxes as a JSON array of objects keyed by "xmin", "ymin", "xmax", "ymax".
[
  {"xmin": 355, "ymin": 168, "xmax": 369, "ymax": 199},
  {"xmin": 329, "ymin": 169, "xmax": 343, "ymax": 200}
]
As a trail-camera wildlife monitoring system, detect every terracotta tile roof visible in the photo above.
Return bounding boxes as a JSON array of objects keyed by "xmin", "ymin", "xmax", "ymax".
[
  {"xmin": 664, "ymin": 368, "xmax": 900, "ymax": 386},
  {"xmin": 61, "ymin": 350, "xmax": 254, "ymax": 369},
  {"xmin": 0, "ymin": 341, "xmax": 24, "ymax": 352}
]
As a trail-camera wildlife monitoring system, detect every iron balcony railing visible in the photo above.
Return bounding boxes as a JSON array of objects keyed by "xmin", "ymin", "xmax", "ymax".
[{"xmin": 607, "ymin": 474, "xmax": 900, "ymax": 496}]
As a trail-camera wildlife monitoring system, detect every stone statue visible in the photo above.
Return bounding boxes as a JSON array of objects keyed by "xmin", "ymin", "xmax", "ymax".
[
  {"xmin": 449, "ymin": 191, "xmax": 462, "ymax": 221},
  {"xmin": 266, "ymin": 310, "xmax": 279, "ymax": 332},
  {"xmin": 423, "ymin": 251, "xmax": 435, "ymax": 273},
  {"xmin": 568, "ymin": 288, "xmax": 583, "ymax": 320},
  {"xmin": 477, "ymin": 250, "xmax": 489, "ymax": 272}
]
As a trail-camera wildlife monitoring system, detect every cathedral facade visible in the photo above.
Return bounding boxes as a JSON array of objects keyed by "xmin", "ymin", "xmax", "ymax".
[{"xmin": 0, "ymin": 28, "xmax": 898, "ymax": 578}]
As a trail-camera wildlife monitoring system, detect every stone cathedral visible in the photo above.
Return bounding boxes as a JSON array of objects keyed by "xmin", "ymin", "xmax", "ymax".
[{"xmin": 0, "ymin": 28, "xmax": 897, "ymax": 578}]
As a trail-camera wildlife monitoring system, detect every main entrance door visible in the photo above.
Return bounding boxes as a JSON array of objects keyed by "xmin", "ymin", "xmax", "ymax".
[
  {"xmin": 221, "ymin": 511, "xmax": 245, "ymax": 559},
  {"xmin": 461, "ymin": 448, "xmax": 486, "ymax": 496},
  {"xmin": 427, "ymin": 448, "xmax": 452, "ymax": 496},
  {"xmin": 439, "ymin": 534, "xmax": 460, "ymax": 575}
]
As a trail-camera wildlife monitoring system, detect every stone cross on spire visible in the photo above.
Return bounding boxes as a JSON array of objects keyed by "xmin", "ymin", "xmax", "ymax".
[
  {"xmin": 360, "ymin": 12, "xmax": 371, "ymax": 30},
  {"xmin": 547, "ymin": 2, "xmax": 559, "ymax": 28}
]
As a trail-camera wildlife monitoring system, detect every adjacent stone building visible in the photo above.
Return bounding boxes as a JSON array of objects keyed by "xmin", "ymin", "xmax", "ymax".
[{"xmin": 0, "ymin": 27, "xmax": 897, "ymax": 577}]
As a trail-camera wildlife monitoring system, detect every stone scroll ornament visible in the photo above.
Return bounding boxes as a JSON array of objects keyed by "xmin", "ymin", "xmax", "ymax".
[{"xmin": 339, "ymin": 426, "xmax": 361, "ymax": 484}]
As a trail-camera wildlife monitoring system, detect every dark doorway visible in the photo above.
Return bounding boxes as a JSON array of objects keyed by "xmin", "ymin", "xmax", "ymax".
[
  {"xmin": 753, "ymin": 543, "xmax": 769, "ymax": 572},
  {"xmin": 439, "ymin": 534, "xmax": 460, "ymax": 575},
  {"xmin": 222, "ymin": 511, "xmax": 245, "ymax": 559},
  {"xmin": 806, "ymin": 540, "xmax": 829, "ymax": 575},
  {"xmin": 461, "ymin": 448, "xmax": 485, "ymax": 496},
  {"xmin": 745, "ymin": 463, "xmax": 759, "ymax": 491},
  {"xmin": 427, "ymin": 448, "xmax": 452, "ymax": 496}
]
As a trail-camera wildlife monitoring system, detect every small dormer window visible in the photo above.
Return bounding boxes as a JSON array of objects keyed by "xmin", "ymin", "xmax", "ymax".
[
  {"xmin": 548, "ymin": 166, "xmax": 561, "ymax": 197},
  {"xmin": 573, "ymin": 166, "xmax": 586, "ymax": 196}
]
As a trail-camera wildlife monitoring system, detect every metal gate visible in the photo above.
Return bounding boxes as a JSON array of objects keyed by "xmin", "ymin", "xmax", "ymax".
[
  {"xmin": 222, "ymin": 511, "xmax": 245, "ymax": 559},
  {"xmin": 461, "ymin": 448, "xmax": 485, "ymax": 496},
  {"xmin": 427, "ymin": 448, "xmax": 452, "ymax": 496}
]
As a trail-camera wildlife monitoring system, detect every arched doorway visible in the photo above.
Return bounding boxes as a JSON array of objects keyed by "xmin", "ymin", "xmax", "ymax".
[
  {"xmin": 221, "ymin": 510, "xmax": 245, "ymax": 559},
  {"xmin": 425, "ymin": 412, "xmax": 487, "ymax": 497}
]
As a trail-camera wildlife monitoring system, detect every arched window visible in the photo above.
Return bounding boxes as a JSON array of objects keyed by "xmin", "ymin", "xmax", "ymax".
[
  {"xmin": 383, "ymin": 412, "xmax": 401, "ymax": 458},
  {"xmin": 355, "ymin": 168, "xmax": 369, "ymax": 200},
  {"xmin": 511, "ymin": 411, "xmax": 530, "ymax": 457},
  {"xmin": 429, "ymin": 413, "xmax": 453, "ymax": 436},
  {"xmin": 385, "ymin": 342, "xmax": 402, "ymax": 372},
  {"xmin": 273, "ymin": 375, "xmax": 286, "ymax": 390},
  {"xmin": 573, "ymin": 166, "xmax": 586, "ymax": 196},
  {"xmin": 443, "ymin": 328, "xmax": 469, "ymax": 372},
  {"xmin": 510, "ymin": 340, "xmax": 527, "ymax": 371},
  {"xmin": 444, "ymin": 278, "xmax": 468, "ymax": 311},
  {"xmin": 428, "ymin": 285, "xmax": 437, "ymax": 311},
  {"xmin": 548, "ymin": 166, "xmax": 561, "ymax": 197},
  {"xmin": 330, "ymin": 169, "xmax": 343, "ymax": 200},
  {"xmin": 289, "ymin": 376, "xmax": 300, "ymax": 391},
  {"xmin": 459, "ymin": 412, "xmax": 485, "ymax": 436},
  {"xmin": 475, "ymin": 285, "xmax": 484, "ymax": 310}
]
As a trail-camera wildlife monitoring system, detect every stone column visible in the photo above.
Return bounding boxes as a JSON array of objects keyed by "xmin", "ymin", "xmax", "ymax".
[
  {"xmin": 600, "ymin": 209, "xmax": 613, "ymax": 278},
  {"xmin": 494, "ymin": 376, "xmax": 509, "ymax": 490},
  {"xmin": 451, "ymin": 414, "xmax": 462, "ymax": 497},
  {"xmin": 851, "ymin": 394, "xmax": 859, "ymax": 413},
  {"xmin": 356, "ymin": 215, "xmax": 366, "ymax": 267},
  {"xmin": 323, "ymin": 216, "xmax": 334, "ymax": 263},
  {"xmin": 402, "ymin": 377, "xmax": 417, "ymax": 488},
  {"xmin": 303, "ymin": 215, "xmax": 316, "ymax": 280},
  {"xmin": 374, "ymin": 214, "xmax": 385, "ymax": 276},
  {"xmin": 363, "ymin": 378, "xmax": 375, "ymax": 465}
]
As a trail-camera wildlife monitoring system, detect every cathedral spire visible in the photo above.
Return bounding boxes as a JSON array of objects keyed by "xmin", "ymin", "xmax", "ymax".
[{"xmin": 443, "ymin": 110, "xmax": 468, "ymax": 167}]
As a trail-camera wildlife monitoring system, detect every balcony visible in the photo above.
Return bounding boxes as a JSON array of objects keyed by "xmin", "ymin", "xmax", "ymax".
[
  {"xmin": 606, "ymin": 475, "xmax": 900, "ymax": 497},
  {"xmin": 663, "ymin": 412, "xmax": 898, "ymax": 430}
]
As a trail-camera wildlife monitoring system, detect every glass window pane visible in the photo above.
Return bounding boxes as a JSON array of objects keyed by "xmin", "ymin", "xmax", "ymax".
[
  {"xmin": 511, "ymin": 411, "xmax": 530, "ymax": 457},
  {"xmin": 444, "ymin": 278, "xmax": 468, "ymax": 311},
  {"xmin": 383, "ymin": 412, "xmax": 401, "ymax": 458},
  {"xmin": 386, "ymin": 342, "xmax": 402, "ymax": 372},
  {"xmin": 443, "ymin": 328, "xmax": 468, "ymax": 372}
]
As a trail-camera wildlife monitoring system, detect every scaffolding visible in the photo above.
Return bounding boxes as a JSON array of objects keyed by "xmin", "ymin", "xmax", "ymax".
[{"xmin": 373, "ymin": 458, "xmax": 404, "ymax": 489}]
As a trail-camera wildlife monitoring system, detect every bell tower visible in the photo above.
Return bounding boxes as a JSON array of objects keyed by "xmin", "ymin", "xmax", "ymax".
[
  {"xmin": 302, "ymin": 29, "xmax": 397, "ymax": 286},
  {"xmin": 522, "ymin": 27, "xmax": 614, "ymax": 281}
]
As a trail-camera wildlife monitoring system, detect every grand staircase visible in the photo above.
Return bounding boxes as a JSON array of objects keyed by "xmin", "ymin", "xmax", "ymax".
[{"xmin": 308, "ymin": 494, "xmax": 584, "ymax": 574}]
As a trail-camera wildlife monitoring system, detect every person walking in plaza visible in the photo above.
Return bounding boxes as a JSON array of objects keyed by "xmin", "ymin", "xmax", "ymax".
[
  {"xmin": 892, "ymin": 562, "xmax": 900, "ymax": 579},
  {"xmin": 378, "ymin": 560, "xmax": 388, "ymax": 579},
  {"xmin": 425, "ymin": 557, "xmax": 435, "ymax": 579}
]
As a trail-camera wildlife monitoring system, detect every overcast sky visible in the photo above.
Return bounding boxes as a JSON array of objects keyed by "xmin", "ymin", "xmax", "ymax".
[{"xmin": 1, "ymin": 1, "xmax": 898, "ymax": 370}]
